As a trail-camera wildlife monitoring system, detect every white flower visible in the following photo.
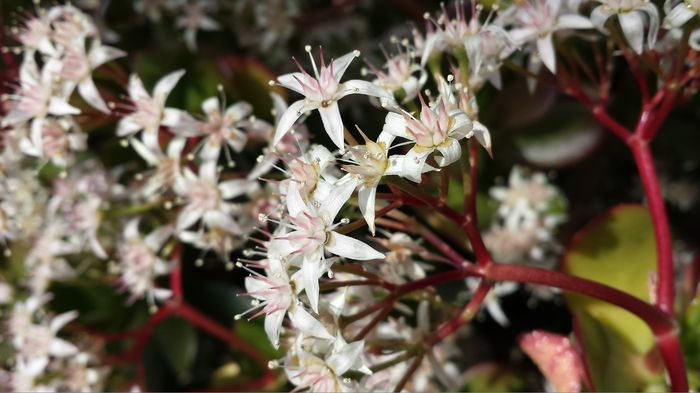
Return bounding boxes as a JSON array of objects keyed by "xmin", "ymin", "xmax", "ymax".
[
  {"xmin": 271, "ymin": 180, "xmax": 384, "ymax": 312},
  {"xmin": 188, "ymin": 97, "xmax": 253, "ymax": 162},
  {"xmin": 489, "ymin": 166, "xmax": 561, "ymax": 228},
  {"xmin": 130, "ymin": 137, "xmax": 186, "ymax": 197},
  {"xmin": 382, "ymin": 96, "xmax": 474, "ymax": 182},
  {"xmin": 508, "ymin": 0, "xmax": 593, "ymax": 72},
  {"xmin": 342, "ymin": 131, "xmax": 404, "ymax": 234},
  {"xmin": 173, "ymin": 161, "xmax": 258, "ymax": 232},
  {"xmin": 369, "ymin": 232, "xmax": 430, "ymax": 284},
  {"xmin": 273, "ymin": 47, "xmax": 392, "ymax": 152},
  {"xmin": 179, "ymin": 223, "xmax": 245, "ymax": 260},
  {"xmin": 176, "ymin": 0, "xmax": 220, "ymax": 51},
  {"xmin": 13, "ymin": 12, "xmax": 54, "ymax": 55},
  {"xmin": 281, "ymin": 144, "xmax": 337, "ymax": 203},
  {"xmin": 116, "ymin": 70, "xmax": 186, "ymax": 150},
  {"xmin": 19, "ymin": 117, "xmax": 86, "ymax": 167},
  {"xmin": 248, "ymin": 92, "xmax": 308, "ymax": 181},
  {"xmin": 13, "ymin": 311, "xmax": 80, "ymax": 378},
  {"xmin": 367, "ymin": 50, "xmax": 427, "ymax": 103},
  {"xmin": 664, "ymin": 0, "xmax": 700, "ymax": 27},
  {"xmin": 591, "ymin": 0, "xmax": 660, "ymax": 54},
  {"xmin": 46, "ymin": 4, "xmax": 98, "ymax": 52},
  {"xmin": 286, "ymin": 334, "xmax": 371, "ymax": 392},
  {"xmin": 463, "ymin": 25, "xmax": 515, "ymax": 89},
  {"xmin": 117, "ymin": 218, "xmax": 174, "ymax": 303},
  {"xmin": 52, "ymin": 41, "xmax": 126, "ymax": 113},
  {"xmin": 242, "ymin": 258, "xmax": 333, "ymax": 348},
  {"xmin": 1, "ymin": 55, "xmax": 80, "ymax": 153}
]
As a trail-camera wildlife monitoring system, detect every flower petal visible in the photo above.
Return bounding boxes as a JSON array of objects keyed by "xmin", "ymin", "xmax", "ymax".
[
  {"xmin": 358, "ymin": 186, "xmax": 378, "ymax": 235},
  {"xmin": 154, "ymin": 69, "xmax": 185, "ymax": 102},
  {"xmin": 88, "ymin": 44, "xmax": 126, "ymax": 68},
  {"xmin": 220, "ymin": 179, "xmax": 258, "ymax": 199},
  {"xmin": 590, "ymin": 6, "xmax": 613, "ymax": 32},
  {"xmin": 50, "ymin": 338, "xmax": 79, "ymax": 358},
  {"xmin": 78, "ymin": 77, "xmax": 109, "ymax": 113},
  {"xmin": 319, "ymin": 177, "xmax": 357, "ymax": 223},
  {"xmin": 537, "ymin": 35, "xmax": 557, "ymax": 73},
  {"xmin": 326, "ymin": 231, "xmax": 384, "ymax": 260},
  {"xmin": 177, "ymin": 206, "xmax": 203, "ymax": 230},
  {"xmin": 289, "ymin": 306, "xmax": 333, "ymax": 340},
  {"xmin": 50, "ymin": 310, "xmax": 78, "ymax": 332},
  {"xmin": 48, "ymin": 97, "xmax": 80, "ymax": 116},
  {"xmin": 264, "ymin": 310, "xmax": 286, "ymax": 348},
  {"xmin": 473, "ymin": 120, "xmax": 493, "ymax": 157},
  {"xmin": 116, "ymin": 116, "xmax": 142, "ymax": 137},
  {"xmin": 145, "ymin": 225, "xmax": 173, "ymax": 251},
  {"xmin": 201, "ymin": 96, "xmax": 219, "ymax": 115},
  {"xmin": 225, "ymin": 101, "xmax": 253, "ymax": 121},
  {"xmin": 381, "ymin": 112, "xmax": 409, "ymax": 140},
  {"xmin": 328, "ymin": 341, "xmax": 364, "ymax": 375},
  {"xmin": 618, "ymin": 11, "xmax": 645, "ymax": 54},
  {"xmin": 318, "ymin": 101, "xmax": 345, "ymax": 152},
  {"xmin": 401, "ymin": 147, "xmax": 431, "ymax": 183},
  {"xmin": 338, "ymin": 79, "xmax": 393, "ymax": 101},
  {"xmin": 130, "ymin": 138, "xmax": 160, "ymax": 165},
  {"xmin": 286, "ymin": 181, "xmax": 310, "ymax": 217},
  {"xmin": 128, "ymin": 73, "xmax": 149, "ymax": 99},
  {"xmin": 276, "ymin": 72, "xmax": 307, "ymax": 95},
  {"xmin": 302, "ymin": 257, "xmax": 322, "ymax": 312},
  {"xmin": 273, "ymin": 99, "xmax": 318, "ymax": 146},
  {"xmin": 558, "ymin": 14, "xmax": 594, "ymax": 30},
  {"xmin": 331, "ymin": 51, "xmax": 358, "ymax": 81},
  {"xmin": 436, "ymin": 138, "xmax": 462, "ymax": 167}
]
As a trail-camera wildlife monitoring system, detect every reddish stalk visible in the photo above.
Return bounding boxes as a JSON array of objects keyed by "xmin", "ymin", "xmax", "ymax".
[
  {"xmin": 569, "ymin": 83, "xmax": 677, "ymax": 316},
  {"xmin": 629, "ymin": 139, "xmax": 675, "ymax": 315},
  {"xmin": 92, "ymin": 264, "xmax": 275, "ymax": 391},
  {"xmin": 393, "ymin": 354, "xmax": 424, "ymax": 392},
  {"xmin": 478, "ymin": 263, "xmax": 688, "ymax": 391},
  {"xmin": 173, "ymin": 303, "xmax": 271, "ymax": 371},
  {"xmin": 428, "ymin": 278, "xmax": 491, "ymax": 345}
]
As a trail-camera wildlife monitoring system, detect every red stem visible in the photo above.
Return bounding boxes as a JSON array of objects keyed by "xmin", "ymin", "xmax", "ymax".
[
  {"xmin": 629, "ymin": 139, "xmax": 674, "ymax": 315},
  {"xmin": 171, "ymin": 264, "xmax": 183, "ymax": 301},
  {"xmin": 429, "ymin": 278, "xmax": 491, "ymax": 344},
  {"xmin": 173, "ymin": 303, "xmax": 271, "ymax": 370},
  {"xmin": 480, "ymin": 263, "xmax": 688, "ymax": 392}
]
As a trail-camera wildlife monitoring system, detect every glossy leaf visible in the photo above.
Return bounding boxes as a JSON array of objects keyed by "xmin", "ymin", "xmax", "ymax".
[{"xmin": 563, "ymin": 204, "xmax": 663, "ymax": 390}]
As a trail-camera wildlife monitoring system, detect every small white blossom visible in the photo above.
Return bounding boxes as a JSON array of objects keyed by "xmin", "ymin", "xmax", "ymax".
[
  {"xmin": 273, "ymin": 47, "xmax": 392, "ymax": 152},
  {"xmin": 116, "ymin": 70, "xmax": 186, "ymax": 150},
  {"xmin": 591, "ymin": 0, "xmax": 660, "ymax": 54}
]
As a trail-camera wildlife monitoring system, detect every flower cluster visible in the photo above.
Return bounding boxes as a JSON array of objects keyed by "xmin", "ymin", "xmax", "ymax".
[{"xmin": 485, "ymin": 166, "xmax": 566, "ymax": 266}]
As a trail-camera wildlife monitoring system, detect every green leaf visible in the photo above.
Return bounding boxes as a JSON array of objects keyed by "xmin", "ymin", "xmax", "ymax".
[
  {"xmin": 461, "ymin": 363, "xmax": 526, "ymax": 392},
  {"xmin": 682, "ymin": 298, "xmax": 700, "ymax": 370},
  {"xmin": 234, "ymin": 321, "xmax": 282, "ymax": 360},
  {"xmin": 154, "ymin": 317, "xmax": 199, "ymax": 384},
  {"xmin": 563, "ymin": 204, "xmax": 663, "ymax": 390}
]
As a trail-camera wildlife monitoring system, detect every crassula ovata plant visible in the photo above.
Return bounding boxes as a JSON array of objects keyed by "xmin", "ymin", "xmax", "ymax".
[{"xmin": 1, "ymin": 0, "xmax": 700, "ymax": 391}]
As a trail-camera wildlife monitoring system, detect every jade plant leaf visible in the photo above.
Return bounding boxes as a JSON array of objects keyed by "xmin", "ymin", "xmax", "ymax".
[{"xmin": 562, "ymin": 204, "xmax": 664, "ymax": 391}]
